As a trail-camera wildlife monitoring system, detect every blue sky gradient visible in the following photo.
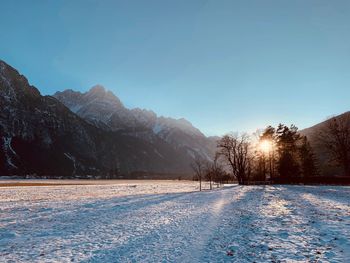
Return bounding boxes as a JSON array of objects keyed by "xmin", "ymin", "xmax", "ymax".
[{"xmin": 1, "ymin": 0, "xmax": 349, "ymax": 135}]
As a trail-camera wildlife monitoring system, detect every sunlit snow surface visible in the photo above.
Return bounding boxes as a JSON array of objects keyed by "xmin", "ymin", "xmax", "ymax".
[{"xmin": 0, "ymin": 183, "xmax": 349, "ymax": 262}]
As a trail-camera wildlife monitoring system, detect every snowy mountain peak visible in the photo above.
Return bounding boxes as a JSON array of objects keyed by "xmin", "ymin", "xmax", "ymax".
[
  {"xmin": 88, "ymin": 85, "xmax": 113, "ymax": 99},
  {"xmin": 89, "ymin": 84, "xmax": 105, "ymax": 93},
  {"xmin": 85, "ymin": 85, "xmax": 124, "ymax": 107},
  {"xmin": 53, "ymin": 85, "xmax": 216, "ymax": 161},
  {"xmin": 54, "ymin": 86, "xmax": 204, "ymax": 137}
]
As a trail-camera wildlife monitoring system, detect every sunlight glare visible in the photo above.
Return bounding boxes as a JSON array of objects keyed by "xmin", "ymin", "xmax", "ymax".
[{"xmin": 259, "ymin": 140, "xmax": 272, "ymax": 154}]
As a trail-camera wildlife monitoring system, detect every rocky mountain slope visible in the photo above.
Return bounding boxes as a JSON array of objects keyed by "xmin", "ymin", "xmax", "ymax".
[
  {"xmin": 0, "ymin": 60, "xmax": 215, "ymax": 178},
  {"xmin": 54, "ymin": 86, "xmax": 217, "ymax": 162}
]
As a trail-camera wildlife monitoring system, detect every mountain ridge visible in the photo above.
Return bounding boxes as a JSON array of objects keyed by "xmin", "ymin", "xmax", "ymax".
[
  {"xmin": 53, "ymin": 86, "xmax": 204, "ymax": 135},
  {"xmin": 0, "ymin": 59, "xmax": 215, "ymax": 178},
  {"xmin": 53, "ymin": 86, "xmax": 216, "ymax": 161}
]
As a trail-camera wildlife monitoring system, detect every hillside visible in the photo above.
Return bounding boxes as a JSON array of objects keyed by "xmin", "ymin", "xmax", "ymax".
[{"xmin": 300, "ymin": 111, "xmax": 350, "ymax": 176}]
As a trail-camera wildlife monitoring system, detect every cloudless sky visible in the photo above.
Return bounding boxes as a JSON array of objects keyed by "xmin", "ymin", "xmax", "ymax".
[{"xmin": 1, "ymin": 0, "xmax": 350, "ymax": 136}]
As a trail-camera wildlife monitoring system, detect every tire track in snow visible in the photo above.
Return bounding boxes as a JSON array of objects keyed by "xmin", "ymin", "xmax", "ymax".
[
  {"xmin": 84, "ymin": 186, "xmax": 251, "ymax": 263},
  {"xmin": 180, "ymin": 187, "xmax": 242, "ymax": 262},
  {"xmin": 201, "ymin": 186, "xmax": 266, "ymax": 263},
  {"xmin": 84, "ymin": 188, "xmax": 235, "ymax": 262}
]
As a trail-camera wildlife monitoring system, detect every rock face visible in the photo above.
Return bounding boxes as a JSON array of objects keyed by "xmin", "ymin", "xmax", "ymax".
[
  {"xmin": 0, "ymin": 60, "xmax": 216, "ymax": 178},
  {"xmin": 0, "ymin": 60, "xmax": 101, "ymax": 177}
]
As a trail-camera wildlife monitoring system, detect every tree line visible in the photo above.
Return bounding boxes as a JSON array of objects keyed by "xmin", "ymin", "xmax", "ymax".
[{"xmin": 192, "ymin": 115, "xmax": 350, "ymax": 186}]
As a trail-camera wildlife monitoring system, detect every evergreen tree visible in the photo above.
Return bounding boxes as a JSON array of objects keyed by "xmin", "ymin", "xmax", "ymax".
[
  {"xmin": 299, "ymin": 136, "xmax": 318, "ymax": 177},
  {"xmin": 260, "ymin": 126, "xmax": 276, "ymax": 179},
  {"xmin": 276, "ymin": 124, "xmax": 301, "ymax": 179},
  {"xmin": 278, "ymin": 151, "xmax": 300, "ymax": 178}
]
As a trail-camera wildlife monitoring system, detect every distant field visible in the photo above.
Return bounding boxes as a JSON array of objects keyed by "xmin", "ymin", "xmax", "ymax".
[
  {"xmin": 0, "ymin": 179, "xmax": 195, "ymax": 187},
  {"xmin": 0, "ymin": 180, "xmax": 207, "ymax": 202}
]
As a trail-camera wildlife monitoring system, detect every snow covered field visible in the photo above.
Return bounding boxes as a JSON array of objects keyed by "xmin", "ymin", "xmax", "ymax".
[{"xmin": 0, "ymin": 183, "xmax": 349, "ymax": 262}]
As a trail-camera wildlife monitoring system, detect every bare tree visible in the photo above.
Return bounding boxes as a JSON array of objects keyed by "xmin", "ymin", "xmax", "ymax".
[
  {"xmin": 191, "ymin": 157, "xmax": 206, "ymax": 191},
  {"xmin": 217, "ymin": 133, "xmax": 251, "ymax": 184},
  {"xmin": 316, "ymin": 115, "xmax": 350, "ymax": 176},
  {"xmin": 207, "ymin": 154, "xmax": 227, "ymax": 187},
  {"xmin": 204, "ymin": 154, "xmax": 220, "ymax": 190},
  {"xmin": 204, "ymin": 161, "xmax": 213, "ymax": 190}
]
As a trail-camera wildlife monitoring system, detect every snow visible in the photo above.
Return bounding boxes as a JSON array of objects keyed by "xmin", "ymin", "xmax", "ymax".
[
  {"xmin": 2, "ymin": 137, "xmax": 17, "ymax": 169},
  {"xmin": 0, "ymin": 183, "xmax": 349, "ymax": 262},
  {"xmin": 153, "ymin": 148, "xmax": 164, "ymax": 158},
  {"xmin": 0, "ymin": 63, "xmax": 17, "ymax": 102},
  {"xmin": 70, "ymin": 104, "xmax": 83, "ymax": 113},
  {"xmin": 3, "ymin": 137, "xmax": 16, "ymax": 156},
  {"xmin": 152, "ymin": 122, "xmax": 164, "ymax": 134},
  {"xmin": 64, "ymin": 153, "xmax": 77, "ymax": 175}
]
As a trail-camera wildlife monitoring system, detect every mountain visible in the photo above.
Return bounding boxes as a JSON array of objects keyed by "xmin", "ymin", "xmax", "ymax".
[
  {"xmin": 0, "ymin": 60, "xmax": 216, "ymax": 178},
  {"xmin": 54, "ymin": 86, "xmax": 137, "ymax": 131},
  {"xmin": 301, "ymin": 111, "xmax": 350, "ymax": 137},
  {"xmin": 300, "ymin": 111, "xmax": 350, "ymax": 176},
  {"xmin": 54, "ymin": 86, "xmax": 217, "ymax": 161},
  {"xmin": 0, "ymin": 60, "xmax": 102, "ymax": 177}
]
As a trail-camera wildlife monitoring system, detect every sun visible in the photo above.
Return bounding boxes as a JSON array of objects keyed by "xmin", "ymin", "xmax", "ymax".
[{"xmin": 259, "ymin": 139, "xmax": 272, "ymax": 154}]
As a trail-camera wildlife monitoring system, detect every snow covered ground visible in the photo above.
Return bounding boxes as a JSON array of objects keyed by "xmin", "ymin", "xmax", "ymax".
[{"xmin": 0, "ymin": 183, "xmax": 349, "ymax": 262}]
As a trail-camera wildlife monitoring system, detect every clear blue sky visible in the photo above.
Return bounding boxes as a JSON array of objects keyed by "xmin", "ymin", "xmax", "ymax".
[{"xmin": 1, "ymin": 0, "xmax": 349, "ymax": 136}]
